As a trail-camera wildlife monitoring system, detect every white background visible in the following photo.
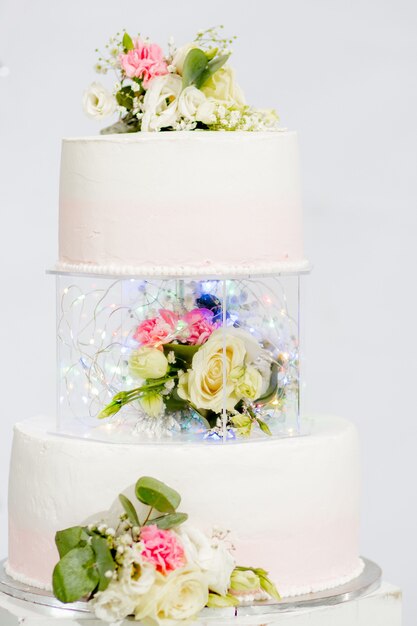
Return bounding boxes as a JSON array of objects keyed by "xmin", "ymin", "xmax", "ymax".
[{"xmin": 0, "ymin": 0, "xmax": 416, "ymax": 623}]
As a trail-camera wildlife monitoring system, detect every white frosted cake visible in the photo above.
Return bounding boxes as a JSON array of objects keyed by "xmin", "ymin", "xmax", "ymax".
[
  {"xmin": 58, "ymin": 132, "xmax": 308, "ymax": 277},
  {"xmin": 5, "ymin": 27, "xmax": 365, "ymax": 626},
  {"xmin": 7, "ymin": 415, "xmax": 362, "ymax": 597}
]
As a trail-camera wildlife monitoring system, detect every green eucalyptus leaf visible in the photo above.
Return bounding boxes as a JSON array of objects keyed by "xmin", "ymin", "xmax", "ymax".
[
  {"xmin": 207, "ymin": 592, "xmax": 239, "ymax": 608},
  {"xmin": 182, "ymin": 48, "xmax": 209, "ymax": 88},
  {"xmin": 116, "ymin": 86, "xmax": 135, "ymax": 110},
  {"xmin": 119, "ymin": 493, "xmax": 140, "ymax": 527},
  {"xmin": 146, "ymin": 512, "xmax": 188, "ymax": 530},
  {"xmin": 91, "ymin": 536, "xmax": 116, "ymax": 592},
  {"xmin": 122, "ymin": 32, "xmax": 134, "ymax": 51},
  {"xmin": 163, "ymin": 343, "xmax": 200, "ymax": 367},
  {"xmin": 55, "ymin": 527, "xmax": 89, "ymax": 559},
  {"xmin": 259, "ymin": 574, "xmax": 281, "ymax": 601},
  {"xmin": 135, "ymin": 476, "xmax": 181, "ymax": 513},
  {"xmin": 100, "ymin": 116, "xmax": 141, "ymax": 135},
  {"xmin": 197, "ymin": 53, "xmax": 231, "ymax": 89},
  {"xmin": 52, "ymin": 545, "xmax": 99, "ymax": 603}
]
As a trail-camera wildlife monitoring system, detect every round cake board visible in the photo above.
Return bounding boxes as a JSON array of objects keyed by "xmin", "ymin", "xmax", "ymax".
[{"xmin": 0, "ymin": 557, "xmax": 381, "ymax": 619}]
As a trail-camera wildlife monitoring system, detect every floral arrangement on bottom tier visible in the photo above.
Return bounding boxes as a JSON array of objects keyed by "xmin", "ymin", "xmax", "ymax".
[
  {"xmin": 52, "ymin": 476, "xmax": 279, "ymax": 624},
  {"xmin": 98, "ymin": 297, "xmax": 283, "ymax": 439}
]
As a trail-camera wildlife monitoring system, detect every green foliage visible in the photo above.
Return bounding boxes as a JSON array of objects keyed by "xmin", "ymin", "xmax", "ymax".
[
  {"xmin": 135, "ymin": 476, "xmax": 181, "ymax": 513},
  {"xmin": 182, "ymin": 48, "xmax": 209, "ymax": 89},
  {"xmin": 257, "ymin": 364, "xmax": 279, "ymax": 404},
  {"xmin": 55, "ymin": 526, "xmax": 89, "ymax": 559},
  {"xmin": 52, "ymin": 545, "xmax": 99, "ymax": 603},
  {"xmin": 234, "ymin": 566, "xmax": 281, "ymax": 601},
  {"xmin": 116, "ymin": 85, "xmax": 135, "ymax": 110},
  {"xmin": 255, "ymin": 417, "xmax": 272, "ymax": 436},
  {"xmin": 91, "ymin": 535, "xmax": 116, "ymax": 591},
  {"xmin": 119, "ymin": 493, "xmax": 140, "ymax": 527},
  {"xmin": 207, "ymin": 592, "xmax": 238, "ymax": 608},
  {"xmin": 197, "ymin": 53, "xmax": 230, "ymax": 88},
  {"xmin": 146, "ymin": 512, "xmax": 188, "ymax": 530},
  {"xmin": 122, "ymin": 32, "xmax": 134, "ymax": 51},
  {"xmin": 163, "ymin": 343, "xmax": 200, "ymax": 367}
]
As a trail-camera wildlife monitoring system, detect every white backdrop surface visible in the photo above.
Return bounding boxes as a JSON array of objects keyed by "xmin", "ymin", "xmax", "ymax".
[{"xmin": 0, "ymin": 0, "xmax": 416, "ymax": 623}]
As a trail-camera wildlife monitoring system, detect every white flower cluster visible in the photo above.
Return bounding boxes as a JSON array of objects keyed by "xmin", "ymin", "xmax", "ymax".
[
  {"xmin": 91, "ymin": 523, "xmax": 236, "ymax": 625},
  {"xmin": 82, "ymin": 30, "xmax": 280, "ymax": 134}
]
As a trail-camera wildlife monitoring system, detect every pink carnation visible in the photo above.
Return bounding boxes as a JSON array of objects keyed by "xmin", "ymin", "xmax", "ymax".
[
  {"xmin": 119, "ymin": 38, "xmax": 168, "ymax": 87},
  {"xmin": 133, "ymin": 309, "xmax": 179, "ymax": 347},
  {"xmin": 182, "ymin": 308, "xmax": 219, "ymax": 345},
  {"xmin": 140, "ymin": 525, "xmax": 186, "ymax": 574}
]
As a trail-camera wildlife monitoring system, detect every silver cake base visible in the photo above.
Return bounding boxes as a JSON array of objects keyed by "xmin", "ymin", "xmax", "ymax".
[{"xmin": 0, "ymin": 557, "xmax": 381, "ymax": 618}]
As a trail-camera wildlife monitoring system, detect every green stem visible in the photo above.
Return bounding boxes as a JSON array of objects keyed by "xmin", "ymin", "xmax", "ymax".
[{"xmin": 143, "ymin": 507, "xmax": 154, "ymax": 526}]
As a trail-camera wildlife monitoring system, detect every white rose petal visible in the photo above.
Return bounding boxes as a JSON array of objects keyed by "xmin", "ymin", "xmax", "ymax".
[
  {"xmin": 196, "ymin": 98, "xmax": 218, "ymax": 125},
  {"xmin": 142, "ymin": 74, "xmax": 182, "ymax": 132},
  {"xmin": 83, "ymin": 82, "xmax": 117, "ymax": 119},
  {"xmin": 179, "ymin": 525, "xmax": 236, "ymax": 596},
  {"xmin": 178, "ymin": 86, "xmax": 206, "ymax": 121},
  {"xmin": 92, "ymin": 581, "xmax": 136, "ymax": 623}
]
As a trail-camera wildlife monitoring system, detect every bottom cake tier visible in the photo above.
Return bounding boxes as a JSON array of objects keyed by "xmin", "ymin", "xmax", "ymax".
[{"xmin": 6, "ymin": 415, "xmax": 362, "ymax": 598}]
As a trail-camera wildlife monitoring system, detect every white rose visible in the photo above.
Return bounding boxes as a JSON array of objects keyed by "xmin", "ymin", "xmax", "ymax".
[
  {"xmin": 83, "ymin": 82, "xmax": 117, "ymax": 119},
  {"xmin": 142, "ymin": 74, "xmax": 182, "ymax": 132},
  {"xmin": 171, "ymin": 43, "xmax": 197, "ymax": 75},
  {"xmin": 177, "ymin": 331, "xmax": 246, "ymax": 413},
  {"xmin": 178, "ymin": 86, "xmax": 206, "ymax": 120},
  {"xmin": 140, "ymin": 566, "xmax": 208, "ymax": 625},
  {"xmin": 179, "ymin": 525, "xmax": 235, "ymax": 596},
  {"xmin": 196, "ymin": 98, "xmax": 218, "ymax": 125},
  {"xmin": 129, "ymin": 347, "xmax": 168, "ymax": 380},
  {"xmin": 119, "ymin": 557, "xmax": 156, "ymax": 597},
  {"xmin": 92, "ymin": 581, "xmax": 136, "ymax": 623},
  {"xmin": 201, "ymin": 66, "xmax": 246, "ymax": 108}
]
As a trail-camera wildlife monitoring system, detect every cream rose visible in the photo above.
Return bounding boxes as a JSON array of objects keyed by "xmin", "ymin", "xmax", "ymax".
[
  {"xmin": 141, "ymin": 566, "xmax": 208, "ymax": 625},
  {"xmin": 177, "ymin": 330, "xmax": 246, "ymax": 413},
  {"xmin": 129, "ymin": 347, "xmax": 168, "ymax": 380},
  {"xmin": 178, "ymin": 86, "xmax": 206, "ymax": 120},
  {"xmin": 201, "ymin": 66, "xmax": 246, "ymax": 108},
  {"xmin": 142, "ymin": 74, "xmax": 182, "ymax": 132},
  {"xmin": 179, "ymin": 525, "xmax": 235, "ymax": 596},
  {"xmin": 83, "ymin": 82, "xmax": 117, "ymax": 119}
]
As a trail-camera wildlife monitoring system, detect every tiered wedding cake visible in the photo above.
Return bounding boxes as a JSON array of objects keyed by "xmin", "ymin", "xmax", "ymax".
[{"xmin": 6, "ymin": 28, "xmax": 363, "ymax": 625}]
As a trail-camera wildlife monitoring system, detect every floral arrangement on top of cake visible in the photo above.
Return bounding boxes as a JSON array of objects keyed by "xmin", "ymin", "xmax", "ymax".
[
  {"xmin": 99, "ymin": 292, "xmax": 280, "ymax": 438},
  {"xmin": 83, "ymin": 26, "xmax": 279, "ymax": 133},
  {"xmin": 52, "ymin": 475, "xmax": 279, "ymax": 624}
]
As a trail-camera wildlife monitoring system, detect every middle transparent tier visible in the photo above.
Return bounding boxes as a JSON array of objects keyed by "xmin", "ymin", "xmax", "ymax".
[{"xmin": 56, "ymin": 273, "xmax": 304, "ymax": 443}]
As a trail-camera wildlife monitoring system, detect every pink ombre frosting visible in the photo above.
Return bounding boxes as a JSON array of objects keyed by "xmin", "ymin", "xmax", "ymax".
[
  {"xmin": 140, "ymin": 525, "xmax": 186, "ymax": 574},
  {"xmin": 8, "ymin": 416, "xmax": 361, "ymax": 597},
  {"xmin": 119, "ymin": 38, "xmax": 168, "ymax": 87},
  {"xmin": 58, "ymin": 132, "xmax": 308, "ymax": 277}
]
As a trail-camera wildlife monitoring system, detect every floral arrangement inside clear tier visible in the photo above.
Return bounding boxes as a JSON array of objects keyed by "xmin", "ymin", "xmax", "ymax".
[
  {"xmin": 56, "ymin": 275, "xmax": 302, "ymax": 443},
  {"xmin": 52, "ymin": 475, "xmax": 280, "ymax": 623},
  {"xmin": 83, "ymin": 26, "xmax": 280, "ymax": 132}
]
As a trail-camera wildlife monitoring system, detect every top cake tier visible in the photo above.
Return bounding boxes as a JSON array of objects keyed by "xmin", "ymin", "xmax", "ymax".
[{"xmin": 58, "ymin": 131, "xmax": 308, "ymax": 277}]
